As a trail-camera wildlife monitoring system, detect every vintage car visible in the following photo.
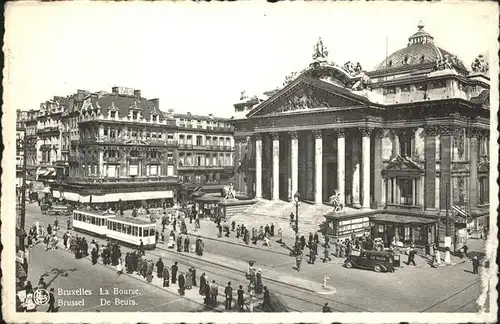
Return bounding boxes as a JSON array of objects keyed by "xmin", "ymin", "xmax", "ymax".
[{"xmin": 343, "ymin": 250, "xmax": 396, "ymax": 273}]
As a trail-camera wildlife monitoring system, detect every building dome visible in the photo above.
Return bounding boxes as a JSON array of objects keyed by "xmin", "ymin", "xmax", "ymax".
[{"xmin": 375, "ymin": 21, "xmax": 467, "ymax": 71}]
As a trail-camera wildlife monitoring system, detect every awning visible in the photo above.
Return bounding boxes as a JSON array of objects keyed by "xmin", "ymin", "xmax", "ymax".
[
  {"xmin": 369, "ymin": 214, "xmax": 437, "ymax": 225},
  {"xmin": 194, "ymin": 195, "xmax": 223, "ymax": 203},
  {"xmin": 64, "ymin": 190, "xmax": 175, "ymax": 203},
  {"xmin": 36, "ymin": 169, "xmax": 47, "ymax": 176}
]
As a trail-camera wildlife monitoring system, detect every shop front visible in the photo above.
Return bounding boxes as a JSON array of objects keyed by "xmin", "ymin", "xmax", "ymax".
[
  {"xmin": 193, "ymin": 195, "xmax": 223, "ymax": 219},
  {"xmin": 369, "ymin": 214, "xmax": 436, "ymax": 253}
]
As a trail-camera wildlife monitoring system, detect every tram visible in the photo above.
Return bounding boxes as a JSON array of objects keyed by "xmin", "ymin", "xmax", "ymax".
[
  {"xmin": 72, "ymin": 209, "xmax": 116, "ymax": 236},
  {"xmin": 105, "ymin": 217, "xmax": 156, "ymax": 249}
]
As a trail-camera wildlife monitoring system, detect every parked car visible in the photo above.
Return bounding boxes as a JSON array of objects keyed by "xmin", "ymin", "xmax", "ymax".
[{"xmin": 344, "ymin": 250, "xmax": 395, "ymax": 273}]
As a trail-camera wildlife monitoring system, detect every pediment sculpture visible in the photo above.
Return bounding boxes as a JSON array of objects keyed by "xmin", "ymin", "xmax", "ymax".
[
  {"xmin": 351, "ymin": 72, "xmax": 371, "ymax": 91},
  {"xmin": 342, "ymin": 61, "xmax": 363, "ymax": 76},
  {"xmin": 312, "ymin": 37, "xmax": 329, "ymax": 61},
  {"xmin": 471, "ymin": 54, "xmax": 489, "ymax": 73},
  {"xmin": 280, "ymin": 91, "xmax": 328, "ymax": 112}
]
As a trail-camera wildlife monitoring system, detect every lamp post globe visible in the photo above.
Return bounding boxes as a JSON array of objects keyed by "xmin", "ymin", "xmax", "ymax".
[{"xmin": 293, "ymin": 192, "xmax": 300, "ymax": 235}]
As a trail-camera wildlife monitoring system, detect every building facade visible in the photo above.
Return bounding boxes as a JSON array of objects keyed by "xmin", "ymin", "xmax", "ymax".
[
  {"xmin": 16, "ymin": 86, "xmax": 235, "ymax": 205},
  {"xmin": 231, "ymin": 24, "xmax": 490, "ymax": 248},
  {"xmin": 173, "ymin": 112, "xmax": 235, "ymax": 193}
]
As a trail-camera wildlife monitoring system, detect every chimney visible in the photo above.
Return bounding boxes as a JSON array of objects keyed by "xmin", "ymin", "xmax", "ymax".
[
  {"xmin": 134, "ymin": 89, "xmax": 141, "ymax": 99},
  {"xmin": 77, "ymin": 89, "xmax": 87, "ymax": 100},
  {"xmin": 112, "ymin": 86, "xmax": 119, "ymax": 95},
  {"xmin": 168, "ymin": 109, "xmax": 174, "ymax": 113},
  {"xmin": 208, "ymin": 113, "xmax": 214, "ymax": 119}
]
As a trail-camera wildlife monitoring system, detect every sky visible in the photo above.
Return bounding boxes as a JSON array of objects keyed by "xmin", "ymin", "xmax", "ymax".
[{"xmin": 4, "ymin": 1, "xmax": 498, "ymax": 118}]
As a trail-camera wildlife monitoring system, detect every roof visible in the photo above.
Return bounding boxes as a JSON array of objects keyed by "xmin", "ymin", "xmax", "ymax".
[
  {"xmin": 74, "ymin": 209, "xmax": 116, "ymax": 218},
  {"xmin": 374, "ymin": 23, "xmax": 467, "ymax": 72},
  {"xmin": 108, "ymin": 216, "xmax": 154, "ymax": 225},
  {"xmin": 173, "ymin": 112, "xmax": 230, "ymax": 122},
  {"xmin": 95, "ymin": 93, "xmax": 165, "ymax": 120},
  {"xmin": 369, "ymin": 214, "xmax": 436, "ymax": 224}
]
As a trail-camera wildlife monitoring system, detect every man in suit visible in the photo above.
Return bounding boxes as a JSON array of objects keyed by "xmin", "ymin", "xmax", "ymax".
[
  {"xmin": 171, "ymin": 261, "xmax": 178, "ymax": 284},
  {"xmin": 210, "ymin": 280, "xmax": 218, "ymax": 306},
  {"xmin": 46, "ymin": 288, "xmax": 56, "ymax": 312},
  {"xmin": 224, "ymin": 281, "xmax": 233, "ymax": 310},
  {"xmin": 237, "ymin": 285, "xmax": 245, "ymax": 311}
]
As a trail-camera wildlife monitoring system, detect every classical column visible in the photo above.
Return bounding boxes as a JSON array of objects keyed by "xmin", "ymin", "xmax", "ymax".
[
  {"xmin": 373, "ymin": 129, "xmax": 384, "ymax": 208},
  {"xmin": 439, "ymin": 126, "xmax": 454, "ymax": 211},
  {"xmin": 335, "ymin": 129, "xmax": 346, "ymax": 205},
  {"xmin": 306, "ymin": 133, "xmax": 314, "ymax": 200},
  {"xmin": 424, "ymin": 126, "xmax": 438, "ymax": 210},
  {"xmin": 419, "ymin": 177, "xmax": 425, "ymax": 206},
  {"xmin": 387, "ymin": 178, "xmax": 392, "ymax": 203},
  {"xmin": 360, "ymin": 127, "xmax": 372, "ymax": 209},
  {"xmin": 99, "ymin": 150, "xmax": 104, "ymax": 177},
  {"xmin": 290, "ymin": 131, "xmax": 299, "ymax": 197},
  {"xmin": 468, "ymin": 128, "xmax": 481, "ymax": 211},
  {"xmin": 381, "ymin": 178, "xmax": 386, "ymax": 206},
  {"xmin": 313, "ymin": 130, "xmax": 323, "ymax": 204},
  {"xmin": 271, "ymin": 132, "xmax": 280, "ymax": 201},
  {"xmin": 255, "ymin": 134, "xmax": 262, "ymax": 199},
  {"xmin": 351, "ymin": 134, "xmax": 361, "ymax": 208},
  {"xmin": 412, "ymin": 178, "xmax": 417, "ymax": 205}
]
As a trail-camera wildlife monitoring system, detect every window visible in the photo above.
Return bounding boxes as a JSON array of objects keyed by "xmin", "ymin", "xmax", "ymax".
[
  {"xmin": 132, "ymin": 226, "xmax": 138, "ymax": 236},
  {"xmin": 399, "ymin": 132, "xmax": 412, "ymax": 157},
  {"xmin": 132, "ymin": 111, "xmax": 138, "ymax": 120},
  {"xmin": 110, "ymin": 111, "xmax": 116, "ymax": 118},
  {"xmin": 196, "ymin": 136, "xmax": 202, "ymax": 146},
  {"xmin": 398, "ymin": 178, "xmax": 413, "ymax": 205},
  {"xmin": 167, "ymin": 133, "xmax": 174, "ymax": 140},
  {"xmin": 130, "ymin": 150, "xmax": 139, "ymax": 158},
  {"xmin": 103, "ymin": 129, "xmax": 108, "ymax": 136}
]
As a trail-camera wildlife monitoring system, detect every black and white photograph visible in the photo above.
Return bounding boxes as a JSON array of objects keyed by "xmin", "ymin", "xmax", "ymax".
[{"xmin": 2, "ymin": 1, "xmax": 498, "ymax": 323}]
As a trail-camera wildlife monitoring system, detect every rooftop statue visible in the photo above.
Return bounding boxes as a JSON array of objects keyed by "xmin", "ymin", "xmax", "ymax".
[
  {"xmin": 342, "ymin": 61, "xmax": 363, "ymax": 76},
  {"xmin": 471, "ymin": 54, "xmax": 489, "ymax": 73},
  {"xmin": 312, "ymin": 38, "xmax": 329, "ymax": 61},
  {"xmin": 351, "ymin": 72, "xmax": 371, "ymax": 91}
]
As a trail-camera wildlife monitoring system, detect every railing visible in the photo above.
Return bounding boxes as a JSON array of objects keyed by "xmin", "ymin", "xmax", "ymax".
[
  {"xmin": 37, "ymin": 126, "xmax": 59, "ymax": 134},
  {"xmin": 80, "ymin": 137, "xmax": 178, "ymax": 146},
  {"xmin": 66, "ymin": 176, "xmax": 177, "ymax": 184},
  {"xmin": 105, "ymin": 156, "xmax": 121, "ymax": 163},
  {"xmin": 178, "ymin": 165, "xmax": 224, "ymax": 170}
]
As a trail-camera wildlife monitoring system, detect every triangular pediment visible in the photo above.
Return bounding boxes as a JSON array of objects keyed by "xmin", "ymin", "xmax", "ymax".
[
  {"xmin": 384, "ymin": 155, "xmax": 424, "ymax": 173},
  {"xmin": 247, "ymin": 76, "xmax": 372, "ymax": 118}
]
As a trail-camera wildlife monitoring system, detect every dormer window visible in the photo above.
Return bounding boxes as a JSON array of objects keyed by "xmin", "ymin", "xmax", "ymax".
[
  {"xmin": 420, "ymin": 55, "xmax": 425, "ymax": 64},
  {"xmin": 403, "ymin": 56, "xmax": 409, "ymax": 65},
  {"xmin": 388, "ymin": 60, "xmax": 392, "ymax": 67},
  {"xmin": 110, "ymin": 111, "xmax": 116, "ymax": 118},
  {"xmin": 132, "ymin": 111, "xmax": 138, "ymax": 120}
]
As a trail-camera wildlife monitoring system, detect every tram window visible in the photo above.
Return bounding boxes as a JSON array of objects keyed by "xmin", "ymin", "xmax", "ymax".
[
  {"xmin": 78, "ymin": 214, "xmax": 82, "ymax": 221},
  {"xmin": 112, "ymin": 222, "xmax": 116, "ymax": 231},
  {"xmin": 139, "ymin": 228, "xmax": 143, "ymax": 237},
  {"xmin": 132, "ymin": 227, "xmax": 138, "ymax": 236},
  {"xmin": 91, "ymin": 216, "xmax": 96, "ymax": 225},
  {"xmin": 117, "ymin": 223, "xmax": 122, "ymax": 232},
  {"xmin": 150, "ymin": 227, "xmax": 155, "ymax": 236},
  {"xmin": 126, "ymin": 225, "xmax": 131, "ymax": 235}
]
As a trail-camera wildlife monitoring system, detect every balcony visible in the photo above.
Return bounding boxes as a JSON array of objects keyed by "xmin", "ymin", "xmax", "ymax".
[
  {"xmin": 37, "ymin": 126, "xmax": 60, "ymax": 135},
  {"xmin": 105, "ymin": 156, "xmax": 121, "ymax": 163},
  {"xmin": 147, "ymin": 157, "xmax": 162, "ymax": 164},
  {"xmin": 66, "ymin": 175, "xmax": 178, "ymax": 185},
  {"xmin": 177, "ymin": 165, "xmax": 224, "ymax": 170}
]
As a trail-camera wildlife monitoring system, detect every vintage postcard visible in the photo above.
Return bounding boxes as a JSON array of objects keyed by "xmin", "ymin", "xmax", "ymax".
[{"xmin": 2, "ymin": 1, "xmax": 498, "ymax": 323}]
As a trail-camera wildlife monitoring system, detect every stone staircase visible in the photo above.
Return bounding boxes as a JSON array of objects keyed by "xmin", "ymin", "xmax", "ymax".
[{"xmin": 224, "ymin": 203, "xmax": 254, "ymax": 218}]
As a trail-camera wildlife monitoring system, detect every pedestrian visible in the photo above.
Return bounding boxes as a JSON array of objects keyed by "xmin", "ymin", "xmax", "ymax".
[
  {"xmin": 139, "ymin": 239, "xmax": 144, "ymax": 255},
  {"xmin": 156, "ymin": 258, "xmax": 164, "ymax": 278},
  {"xmin": 463, "ymin": 243, "xmax": 469, "ymax": 258},
  {"xmin": 171, "ymin": 261, "xmax": 178, "ymax": 284},
  {"xmin": 236, "ymin": 225, "xmax": 241, "ymax": 238},
  {"xmin": 237, "ymin": 284, "xmax": 245, "ymax": 311},
  {"xmin": 472, "ymin": 256, "xmax": 479, "ymax": 274},
  {"xmin": 46, "ymin": 288, "xmax": 56, "ymax": 312},
  {"xmin": 173, "ymin": 218, "xmax": 177, "ymax": 232},
  {"xmin": 191, "ymin": 268, "xmax": 197, "ymax": 286},
  {"xmin": 184, "ymin": 236, "xmax": 190, "ymax": 253},
  {"xmin": 407, "ymin": 247, "xmax": 416, "ymax": 266},
  {"xmin": 54, "ymin": 217, "xmax": 59, "ymax": 232},
  {"xmin": 163, "ymin": 266, "xmax": 170, "ymax": 287},
  {"xmin": 199, "ymin": 272, "xmax": 207, "ymax": 295},
  {"xmin": 270, "ymin": 223, "xmax": 275, "ymax": 236},
  {"xmin": 300, "ymin": 235, "xmax": 306, "ymax": 250},
  {"xmin": 177, "ymin": 235, "xmax": 182, "ymax": 252},
  {"xmin": 277, "ymin": 228, "xmax": 283, "ymax": 243},
  {"xmin": 117, "ymin": 258, "xmax": 123, "ymax": 275},
  {"xmin": 185, "ymin": 270, "xmax": 193, "ymax": 290},
  {"xmin": 218, "ymin": 224, "xmax": 222, "ymax": 238},
  {"xmin": 262, "ymin": 286, "xmax": 272, "ymax": 311},
  {"xmin": 265, "ymin": 224, "xmax": 270, "ymax": 237},
  {"xmin": 322, "ymin": 246, "xmax": 331, "ymax": 263},
  {"xmin": 38, "ymin": 276, "xmax": 47, "ymax": 289},
  {"xmin": 309, "ymin": 246, "xmax": 316, "ymax": 264},
  {"xmin": 224, "ymin": 281, "xmax": 233, "ymax": 310},
  {"xmin": 296, "ymin": 251, "xmax": 303, "ymax": 271},
  {"xmin": 308, "ymin": 232, "xmax": 313, "ymax": 247},
  {"xmin": 67, "ymin": 216, "xmax": 71, "ymax": 230},
  {"xmin": 322, "ymin": 302, "xmax": 332, "ymax": 312},
  {"xmin": 210, "ymin": 280, "xmax": 218, "ymax": 306},
  {"xmin": 255, "ymin": 270, "xmax": 263, "ymax": 294},
  {"xmin": 178, "ymin": 272, "xmax": 185, "ymax": 296},
  {"xmin": 314, "ymin": 232, "xmax": 319, "ymax": 244},
  {"xmin": 231, "ymin": 221, "xmax": 236, "ymax": 232}
]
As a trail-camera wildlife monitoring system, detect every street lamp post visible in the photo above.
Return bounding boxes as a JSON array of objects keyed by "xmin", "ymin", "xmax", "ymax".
[{"xmin": 293, "ymin": 192, "xmax": 300, "ymax": 236}]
